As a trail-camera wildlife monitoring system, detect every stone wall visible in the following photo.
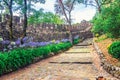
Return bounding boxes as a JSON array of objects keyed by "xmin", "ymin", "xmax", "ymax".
[
  {"xmin": 93, "ymin": 42, "xmax": 120, "ymax": 79},
  {"xmin": 0, "ymin": 14, "xmax": 92, "ymax": 41}
]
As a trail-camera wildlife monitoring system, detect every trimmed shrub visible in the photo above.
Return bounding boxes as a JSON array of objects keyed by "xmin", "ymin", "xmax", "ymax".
[
  {"xmin": 41, "ymin": 46, "xmax": 51, "ymax": 58},
  {"xmin": 108, "ymin": 41, "xmax": 120, "ymax": 59},
  {"xmin": 0, "ymin": 54, "xmax": 6, "ymax": 75},
  {"xmin": 49, "ymin": 42, "xmax": 72, "ymax": 54},
  {"xmin": 73, "ymin": 39, "xmax": 80, "ymax": 45},
  {"xmin": 49, "ymin": 44, "xmax": 60, "ymax": 53}
]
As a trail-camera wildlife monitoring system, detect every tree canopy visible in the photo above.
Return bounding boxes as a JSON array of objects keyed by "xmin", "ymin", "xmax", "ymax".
[
  {"xmin": 92, "ymin": 0, "xmax": 120, "ymax": 38},
  {"xmin": 28, "ymin": 9, "xmax": 64, "ymax": 25}
]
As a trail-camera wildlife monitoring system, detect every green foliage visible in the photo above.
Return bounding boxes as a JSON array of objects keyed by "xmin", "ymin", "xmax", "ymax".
[
  {"xmin": 49, "ymin": 44, "xmax": 60, "ymax": 53},
  {"xmin": 0, "ymin": 42, "xmax": 72, "ymax": 75},
  {"xmin": 91, "ymin": 14, "xmax": 105, "ymax": 35},
  {"xmin": 102, "ymin": 1, "xmax": 120, "ymax": 38},
  {"xmin": 41, "ymin": 46, "xmax": 51, "ymax": 58},
  {"xmin": 95, "ymin": 35, "xmax": 108, "ymax": 42},
  {"xmin": 49, "ymin": 42, "xmax": 72, "ymax": 54},
  {"xmin": 73, "ymin": 39, "xmax": 80, "ymax": 45},
  {"xmin": 108, "ymin": 41, "xmax": 120, "ymax": 59},
  {"xmin": 92, "ymin": 0, "xmax": 120, "ymax": 38},
  {"xmin": 0, "ymin": 54, "xmax": 6, "ymax": 75},
  {"xmin": 14, "ymin": 0, "xmax": 45, "ymax": 15},
  {"xmin": 28, "ymin": 10, "xmax": 64, "ymax": 25}
]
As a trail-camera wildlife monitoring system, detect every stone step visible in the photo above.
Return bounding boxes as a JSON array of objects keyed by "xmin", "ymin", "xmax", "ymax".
[
  {"xmin": 65, "ymin": 52, "xmax": 90, "ymax": 54},
  {"xmin": 76, "ymin": 44, "xmax": 90, "ymax": 46},
  {"xmin": 49, "ymin": 61, "xmax": 93, "ymax": 64},
  {"xmin": 72, "ymin": 46, "xmax": 89, "ymax": 49},
  {"xmin": 66, "ymin": 48, "xmax": 91, "ymax": 53}
]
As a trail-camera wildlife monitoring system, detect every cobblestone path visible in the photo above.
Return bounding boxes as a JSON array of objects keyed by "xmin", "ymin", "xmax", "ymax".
[{"xmin": 0, "ymin": 39, "xmax": 118, "ymax": 80}]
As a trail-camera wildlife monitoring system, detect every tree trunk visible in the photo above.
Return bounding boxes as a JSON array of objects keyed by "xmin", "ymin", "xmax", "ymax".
[
  {"xmin": 58, "ymin": 0, "xmax": 75, "ymax": 44},
  {"xmin": 68, "ymin": 11, "xmax": 73, "ymax": 44},
  {"xmin": 23, "ymin": 0, "xmax": 27, "ymax": 37},
  {"xmin": 98, "ymin": 6, "xmax": 101, "ymax": 13},
  {"xmin": 9, "ymin": 0, "xmax": 13, "ymax": 40},
  {"xmin": 95, "ymin": 0, "xmax": 101, "ymax": 13},
  {"xmin": 68, "ymin": 11, "xmax": 71, "ymax": 26}
]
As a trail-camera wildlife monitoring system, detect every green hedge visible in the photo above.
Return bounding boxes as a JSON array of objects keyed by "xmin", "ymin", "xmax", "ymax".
[
  {"xmin": 73, "ymin": 39, "xmax": 80, "ymax": 45},
  {"xmin": 108, "ymin": 41, "xmax": 120, "ymax": 59},
  {"xmin": 0, "ymin": 42, "xmax": 72, "ymax": 75},
  {"xmin": 49, "ymin": 42, "xmax": 72, "ymax": 53}
]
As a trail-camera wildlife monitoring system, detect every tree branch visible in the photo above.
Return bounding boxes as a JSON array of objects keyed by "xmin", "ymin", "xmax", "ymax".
[
  {"xmin": 69, "ymin": 0, "xmax": 75, "ymax": 13},
  {"xmin": 3, "ymin": 0, "xmax": 9, "ymax": 6},
  {"xmin": 95, "ymin": 0, "xmax": 101, "ymax": 12},
  {"xmin": 58, "ymin": 0, "xmax": 69, "ymax": 23},
  {"xmin": 64, "ymin": 6, "xmax": 69, "ymax": 12},
  {"xmin": 101, "ymin": 0, "xmax": 112, "ymax": 6},
  {"xmin": 84, "ymin": 3, "xmax": 97, "ymax": 8}
]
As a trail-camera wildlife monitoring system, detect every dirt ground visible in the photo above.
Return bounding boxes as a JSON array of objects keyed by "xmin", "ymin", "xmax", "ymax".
[{"xmin": 96, "ymin": 38, "xmax": 120, "ymax": 66}]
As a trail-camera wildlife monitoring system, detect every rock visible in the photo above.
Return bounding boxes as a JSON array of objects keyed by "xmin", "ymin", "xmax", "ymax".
[
  {"xmin": 111, "ymin": 66, "xmax": 115, "ymax": 71},
  {"xmin": 49, "ymin": 52, "xmax": 54, "ymax": 56}
]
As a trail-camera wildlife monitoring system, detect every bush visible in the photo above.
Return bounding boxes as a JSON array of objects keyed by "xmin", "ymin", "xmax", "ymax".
[
  {"xmin": 91, "ymin": 14, "xmax": 105, "ymax": 35},
  {"xmin": 73, "ymin": 39, "xmax": 80, "ymax": 45},
  {"xmin": 0, "ymin": 54, "xmax": 6, "ymax": 75},
  {"xmin": 92, "ymin": 1, "xmax": 120, "ymax": 38},
  {"xmin": 108, "ymin": 41, "xmax": 120, "ymax": 59},
  {"xmin": 49, "ymin": 44, "xmax": 60, "ymax": 53},
  {"xmin": 49, "ymin": 42, "xmax": 72, "ymax": 54}
]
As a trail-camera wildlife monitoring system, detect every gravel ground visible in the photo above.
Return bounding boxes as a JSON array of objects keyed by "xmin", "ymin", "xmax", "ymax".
[{"xmin": 0, "ymin": 39, "xmax": 118, "ymax": 80}]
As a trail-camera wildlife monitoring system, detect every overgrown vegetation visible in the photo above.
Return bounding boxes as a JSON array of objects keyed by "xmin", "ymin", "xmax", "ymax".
[
  {"xmin": 92, "ymin": 0, "xmax": 120, "ymax": 60},
  {"xmin": 94, "ymin": 35, "xmax": 108, "ymax": 42},
  {"xmin": 92, "ymin": 0, "xmax": 120, "ymax": 38}
]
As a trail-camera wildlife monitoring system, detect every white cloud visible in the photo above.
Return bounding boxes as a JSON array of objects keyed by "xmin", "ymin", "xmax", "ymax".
[
  {"xmin": 34, "ymin": 0, "xmax": 55, "ymax": 12},
  {"xmin": 72, "ymin": 4, "xmax": 96, "ymax": 23}
]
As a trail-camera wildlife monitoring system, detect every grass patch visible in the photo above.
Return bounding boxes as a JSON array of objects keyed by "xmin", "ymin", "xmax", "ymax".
[{"xmin": 94, "ymin": 35, "xmax": 108, "ymax": 42}]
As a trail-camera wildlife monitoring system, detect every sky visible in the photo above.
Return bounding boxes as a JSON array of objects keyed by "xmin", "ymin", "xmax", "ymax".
[{"xmin": 35, "ymin": 0, "xmax": 96, "ymax": 23}]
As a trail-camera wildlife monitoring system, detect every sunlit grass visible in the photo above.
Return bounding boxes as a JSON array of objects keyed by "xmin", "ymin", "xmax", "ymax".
[{"xmin": 94, "ymin": 34, "xmax": 108, "ymax": 42}]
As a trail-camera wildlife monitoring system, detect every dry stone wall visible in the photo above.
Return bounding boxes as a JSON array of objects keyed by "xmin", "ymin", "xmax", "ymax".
[
  {"xmin": 93, "ymin": 42, "xmax": 120, "ymax": 79},
  {"xmin": 0, "ymin": 14, "xmax": 92, "ymax": 41}
]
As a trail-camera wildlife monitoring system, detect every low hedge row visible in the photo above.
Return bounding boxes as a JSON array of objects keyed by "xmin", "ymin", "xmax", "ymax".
[{"xmin": 0, "ymin": 42, "xmax": 72, "ymax": 75}]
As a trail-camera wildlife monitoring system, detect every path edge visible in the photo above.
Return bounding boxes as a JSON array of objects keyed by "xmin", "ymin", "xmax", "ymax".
[{"xmin": 93, "ymin": 42, "xmax": 120, "ymax": 79}]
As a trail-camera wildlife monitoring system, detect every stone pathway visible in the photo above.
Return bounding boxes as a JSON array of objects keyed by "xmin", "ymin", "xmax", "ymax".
[{"xmin": 0, "ymin": 39, "xmax": 118, "ymax": 80}]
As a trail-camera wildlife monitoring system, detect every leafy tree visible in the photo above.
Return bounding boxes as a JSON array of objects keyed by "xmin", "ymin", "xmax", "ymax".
[
  {"xmin": 42, "ymin": 12, "xmax": 64, "ymax": 24},
  {"xmin": 55, "ymin": 0, "xmax": 77, "ymax": 25},
  {"xmin": 15, "ymin": 0, "xmax": 45, "ymax": 37},
  {"xmin": 54, "ymin": 0, "xmax": 84, "ymax": 44},
  {"xmin": 28, "ymin": 9, "xmax": 44, "ymax": 25},
  {"xmin": 28, "ymin": 10, "xmax": 64, "ymax": 25},
  {"xmin": 91, "ymin": 14, "xmax": 105, "ymax": 35},
  {"xmin": 53, "ymin": 14, "xmax": 64, "ymax": 24},
  {"xmin": 0, "ymin": 1, "xmax": 4, "ymax": 14},
  {"xmin": 92, "ymin": 0, "xmax": 120, "ymax": 38},
  {"xmin": 84, "ymin": 0, "xmax": 112, "ymax": 13},
  {"xmin": 102, "ymin": 0, "xmax": 120, "ymax": 38},
  {"xmin": 0, "ymin": 0, "xmax": 14, "ymax": 40}
]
